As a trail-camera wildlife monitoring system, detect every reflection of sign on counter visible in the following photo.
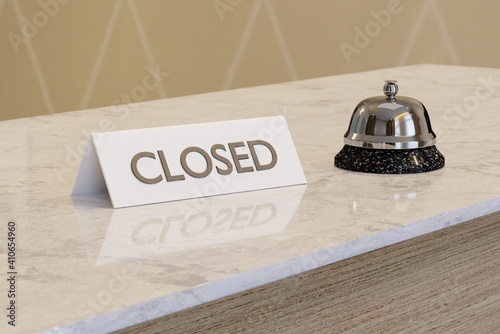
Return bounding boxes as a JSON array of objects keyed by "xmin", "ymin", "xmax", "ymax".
[
  {"xmin": 73, "ymin": 185, "xmax": 306, "ymax": 265},
  {"xmin": 72, "ymin": 117, "xmax": 306, "ymax": 208},
  {"xmin": 132, "ymin": 203, "xmax": 277, "ymax": 244}
]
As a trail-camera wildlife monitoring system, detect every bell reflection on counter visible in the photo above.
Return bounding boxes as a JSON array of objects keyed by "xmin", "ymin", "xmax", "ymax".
[
  {"xmin": 351, "ymin": 189, "xmax": 418, "ymax": 215},
  {"xmin": 72, "ymin": 185, "xmax": 305, "ymax": 265}
]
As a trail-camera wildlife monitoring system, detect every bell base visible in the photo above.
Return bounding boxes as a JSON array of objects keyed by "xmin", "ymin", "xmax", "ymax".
[{"xmin": 334, "ymin": 145, "xmax": 445, "ymax": 174}]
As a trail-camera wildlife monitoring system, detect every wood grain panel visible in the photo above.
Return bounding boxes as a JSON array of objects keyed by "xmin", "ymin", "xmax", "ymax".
[{"xmin": 115, "ymin": 210, "xmax": 500, "ymax": 333}]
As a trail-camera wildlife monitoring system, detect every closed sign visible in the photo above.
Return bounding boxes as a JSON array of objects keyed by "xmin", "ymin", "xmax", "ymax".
[{"xmin": 72, "ymin": 116, "xmax": 306, "ymax": 208}]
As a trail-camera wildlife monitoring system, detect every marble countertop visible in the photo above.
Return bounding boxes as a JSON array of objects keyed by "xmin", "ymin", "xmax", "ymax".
[{"xmin": 1, "ymin": 64, "xmax": 500, "ymax": 334}]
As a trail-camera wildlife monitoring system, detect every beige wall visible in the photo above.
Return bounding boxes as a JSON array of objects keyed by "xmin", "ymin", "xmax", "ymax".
[{"xmin": 1, "ymin": 0, "xmax": 499, "ymax": 121}]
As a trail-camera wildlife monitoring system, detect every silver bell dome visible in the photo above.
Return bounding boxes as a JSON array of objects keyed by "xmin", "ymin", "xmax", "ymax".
[
  {"xmin": 344, "ymin": 80, "xmax": 436, "ymax": 150},
  {"xmin": 334, "ymin": 80, "xmax": 445, "ymax": 174}
]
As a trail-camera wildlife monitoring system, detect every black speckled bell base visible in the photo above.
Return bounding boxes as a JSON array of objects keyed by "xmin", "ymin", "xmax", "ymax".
[{"xmin": 334, "ymin": 145, "xmax": 445, "ymax": 174}]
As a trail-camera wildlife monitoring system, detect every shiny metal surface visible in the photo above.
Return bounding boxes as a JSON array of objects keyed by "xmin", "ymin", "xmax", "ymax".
[
  {"xmin": 344, "ymin": 81, "xmax": 437, "ymax": 149},
  {"xmin": 383, "ymin": 80, "xmax": 398, "ymax": 101}
]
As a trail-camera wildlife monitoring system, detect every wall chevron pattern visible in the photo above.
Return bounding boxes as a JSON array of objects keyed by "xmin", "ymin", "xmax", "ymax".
[{"xmin": 1, "ymin": 0, "xmax": 499, "ymax": 120}]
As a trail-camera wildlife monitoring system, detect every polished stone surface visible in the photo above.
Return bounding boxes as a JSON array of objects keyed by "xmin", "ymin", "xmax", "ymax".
[{"xmin": 1, "ymin": 65, "xmax": 499, "ymax": 334}]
